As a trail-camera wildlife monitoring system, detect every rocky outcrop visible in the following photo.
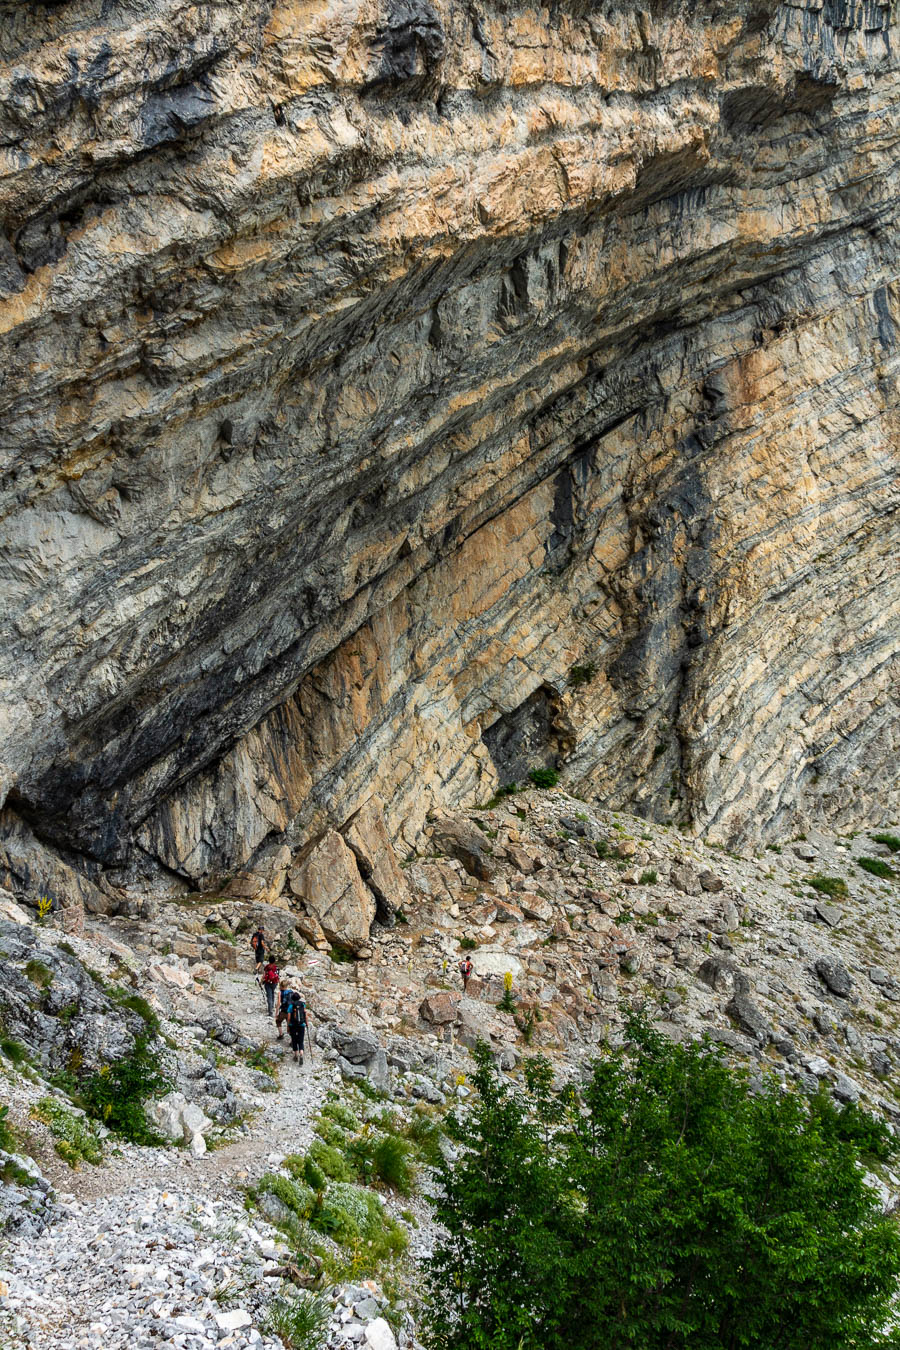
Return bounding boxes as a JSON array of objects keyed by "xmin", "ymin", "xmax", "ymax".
[{"xmin": 0, "ymin": 0, "xmax": 898, "ymax": 907}]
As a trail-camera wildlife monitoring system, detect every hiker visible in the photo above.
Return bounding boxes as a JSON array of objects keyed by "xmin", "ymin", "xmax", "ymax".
[
  {"xmin": 287, "ymin": 988, "xmax": 310, "ymax": 1065},
  {"xmin": 275, "ymin": 975, "xmax": 299, "ymax": 1039},
  {"xmin": 458, "ymin": 955, "xmax": 473, "ymax": 992},
  {"xmin": 262, "ymin": 957, "xmax": 280, "ymax": 1016},
  {"xmin": 250, "ymin": 926, "xmax": 267, "ymax": 973}
]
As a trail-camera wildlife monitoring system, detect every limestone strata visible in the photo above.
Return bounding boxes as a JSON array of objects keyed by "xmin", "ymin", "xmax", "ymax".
[{"xmin": 0, "ymin": 0, "xmax": 898, "ymax": 907}]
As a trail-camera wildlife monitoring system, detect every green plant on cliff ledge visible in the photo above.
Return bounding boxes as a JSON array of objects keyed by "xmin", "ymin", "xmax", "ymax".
[
  {"xmin": 528, "ymin": 767, "xmax": 559, "ymax": 790},
  {"xmin": 425, "ymin": 1023, "xmax": 900, "ymax": 1350},
  {"xmin": 870, "ymin": 833, "xmax": 900, "ymax": 854}
]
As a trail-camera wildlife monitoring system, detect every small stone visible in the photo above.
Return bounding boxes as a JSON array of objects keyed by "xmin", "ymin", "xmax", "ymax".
[{"xmin": 214, "ymin": 1310, "xmax": 252, "ymax": 1334}]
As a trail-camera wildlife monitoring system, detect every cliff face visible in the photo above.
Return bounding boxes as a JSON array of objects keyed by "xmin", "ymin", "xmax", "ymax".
[{"xmin": 0, "ymin": 0, "xmax": 898, "ymax": 903}]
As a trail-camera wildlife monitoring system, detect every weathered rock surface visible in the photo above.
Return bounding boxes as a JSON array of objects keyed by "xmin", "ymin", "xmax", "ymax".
[
  {"xmin": 0, "ymin": 0, "xmax": 898, "ymax": 908},
  {"xmin": 288, "ymin": 832, "xmax": 376, "ymax": 953}
]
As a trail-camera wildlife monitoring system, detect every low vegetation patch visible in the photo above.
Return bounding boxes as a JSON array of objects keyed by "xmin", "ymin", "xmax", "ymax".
[
  {"xmin": 32, "ymin": 1097, "xmax": 103, "ymax": 1168},
  {"xmin": 808, "ymin": 875, "xmax": 849, "ymax": 899},
  {"xmin": 871, "ymin": 833, "xmax": 900, "ymax": 854},
  {"xmin": 263, "ymin": 1291, "xmax": 330, "ymax": 1350},
  {"xmin": 858, "ymin": 857, "xmax": 896, "ymax": 881},
  {"xmin": 528, "ymin": 767, "xmax": 559, "ymax": 789},
  {"xmin": 23, "ymin": 959, "xmax": 53, "ymax": 990}
]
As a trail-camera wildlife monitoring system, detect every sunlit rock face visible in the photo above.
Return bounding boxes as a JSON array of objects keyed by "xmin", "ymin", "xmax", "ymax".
[{"xmin": 0, "ymin": 0, "xmax": 898, "ymax": 901}]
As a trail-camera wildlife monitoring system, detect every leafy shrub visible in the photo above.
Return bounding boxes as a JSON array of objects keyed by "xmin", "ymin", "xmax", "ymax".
[
  {"xmin": 459, "ymin": 937, "xmax": 478, "ymax": 951},
  {"xmin": 264, "ymin": 1291, "xmax": 330, "ymax": 1350},
  {"xmin": 425, "ymin": 1022, "xmax": 900, "ymax": 1350},
  {"xmin": 858, "ymin": 857, "xmax": 896, "ymax": 881},
  {"xmin": 638, "ymin": 869, "xmax": 658, "ymax": 885},
  {"xmin": 528, "ymin": 768, "xmax": 559, "ymax": 789},
  {"xmin": 308, "ymin": 1138, "xmax": 354, "ymax": 1183},
  {"xmin": 808, "ymin": 875, "xmax": 849, "ymax": 899},
  {"xmin": 32, "ymin": 1097, "xmax": 102, "ymax": 1168},
  {"xmin": 24, "ymin": 959, "xmax": 53, "ymax": 990},
  {"xmin": 315, "ymin": 1117, "xmax": 348, "ymax": 1148},
  {"xmin": 870, "ymin": 833, "xmax": 900, "ymax": 853},
  {"xmin": 81, "ymin": 1034, "xmax": 170, "ymax": 1144}
]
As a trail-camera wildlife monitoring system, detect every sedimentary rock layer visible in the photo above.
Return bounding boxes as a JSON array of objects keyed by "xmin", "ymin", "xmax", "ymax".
[{"xmin": 0, "ymin": 0, "xmax": 898, "ymax": 900}]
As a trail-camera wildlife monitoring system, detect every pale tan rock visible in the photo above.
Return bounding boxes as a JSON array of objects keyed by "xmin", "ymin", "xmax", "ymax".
[
  {"xmin": 288, "ymin": 831, "xmax": 376, "ymax": 954},
  {"xmin": 519, "ymin": 893, "xmax": 553, "ymax": 922},
  {"xmin": 343, "ymin": 796, "xmax": 411, "ymax": 922},
  {"xmin": 419, "ymin": 992, "xmax": 460, "ymax": 1025}
]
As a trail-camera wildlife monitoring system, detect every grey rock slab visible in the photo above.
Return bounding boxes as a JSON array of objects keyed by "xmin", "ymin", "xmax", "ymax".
[{"xmin": 815, "ymin": 955, "xmax": 853, "ymax": 998}]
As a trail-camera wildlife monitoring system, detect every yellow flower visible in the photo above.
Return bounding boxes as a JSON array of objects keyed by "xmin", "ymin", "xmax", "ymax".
[{"xmin": 503, "ymin": 971, "xmax": 514, "ymax": 993}]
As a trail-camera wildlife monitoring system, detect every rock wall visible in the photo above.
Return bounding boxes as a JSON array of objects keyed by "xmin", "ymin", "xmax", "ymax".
[{"xmin": 0, "ymin": 0, "xmax": 898, "ymax": 901}]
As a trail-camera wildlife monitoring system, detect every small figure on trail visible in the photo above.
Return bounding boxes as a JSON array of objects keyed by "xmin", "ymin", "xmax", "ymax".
[
  {"xmin": 262, "ymin": 958, "xmax": 280, "ymax": 1016},
  {"xmin": 458, "ymin": 955, "xmax": 473, "ymax": 992},
  {"xmin": 287, "ymin": 990, "xmax": 310, "ymax": 1065},
  {"xmin": 275, "ymin": 975, "xmax": 299, "ymax": 1040},
  {"xmin": 250, "ymin": 926, "xmax": 267, "ymax": 973}
]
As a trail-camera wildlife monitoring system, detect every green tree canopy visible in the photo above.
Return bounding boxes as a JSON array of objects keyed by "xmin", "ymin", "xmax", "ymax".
[{"xmin": 425, "ymin": 1019, "xmax": 900, "ymax": 1350}]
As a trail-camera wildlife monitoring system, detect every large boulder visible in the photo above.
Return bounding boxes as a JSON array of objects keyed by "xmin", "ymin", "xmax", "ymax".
[
  {"xmin": 815, "ymin": 955, "xmax": 853, "ymax": 998},
  {"xmin": 288, "ymin": 832, "xmax": 376, "ymax": 954},
  {"xmin": 428, "ymin": 812, "xmax": 496, "ymax": 881},
  {"xmin": 342, "ymin": 797, "xmax": 411, "ymax": 925}
]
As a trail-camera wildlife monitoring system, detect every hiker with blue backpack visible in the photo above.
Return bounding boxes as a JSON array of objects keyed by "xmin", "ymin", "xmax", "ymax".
[{"xmin": 276, "ymin": 977, "xmax": 311, "ymax": 1064}]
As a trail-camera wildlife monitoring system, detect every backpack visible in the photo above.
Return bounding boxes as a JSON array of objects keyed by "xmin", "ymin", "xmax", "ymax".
[
  {"xmin": 263, "ymin": 965, "xmax": 280, "ymax": 985},
  {"xmin": 288, "ymin": 998, "xmax": 307, "ymax": 1027}
]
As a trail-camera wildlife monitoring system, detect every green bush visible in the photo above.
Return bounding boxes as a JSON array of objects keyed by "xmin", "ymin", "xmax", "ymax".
[
  {"xmin": 81, "ymin": 1035, "xmax": 170, "ymax": 1144},
  {"xmin": 808, "ymin": 875, "xmax": 849, "ymax": 899},
  {"xmin": 459, "ymin": 937, "xmax": 478, "ymax": 951},
  {"xmin": 31, "ymin": 1097, "xmax": 102, "ymax": 1168},
  {"xmin": 638, "ymin": 869, "xmax": 658, "ymax": 885},
  {"xmin": 406, "ymin": 1108, "xmax": 444, "ymax": 1169},
  {"xmin": 528, "ymin": 767, "xmax": 559, "ymax": 789},
  {"xmin": 425, "ymin": 1022, "xmax": 900, "ymax": 1350},
  {"xmin": 858, "ymin": 857, "xmax": 896, "ymax": 881},
  {"xmin": 308, "ymin": 1138, "xmax": 354, "ymax": 1182},
  {"xmin": 870, "ymin": 833, "xmax": 900, "ymax": 853},
  {"xmin": 264, "ymin": 1291, "xmax": 330, "ymax": 1350},
  {"xmin": 319, "ymin": 1100, "xmax": 359, "ymax": 1132}
]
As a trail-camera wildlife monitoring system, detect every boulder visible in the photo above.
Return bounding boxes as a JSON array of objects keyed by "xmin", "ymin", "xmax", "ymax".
[
  {"xmin": 342, "ymin": 797, "xmax": 411, "ymax": 925},
  {"xmin": 470, "ymin": 950, "xmax": 524, "ymax": 980},
  {"xmin": 364, "ymin": 1318, "xmax": 397, "ymax": 1350},
  {"xmin": 419, "ymin": 992, "xmax": 459, "ymax": 1025},
  {"xmin": 699, "ymin": 871, "xmax": 724, "ymax": 893},
  {"xmin": 815, "ymin": 955, "xmax": 852, "ymax": 998},
  {"xmin": 333, "ymin": 1027, "xmax": 381, "ymax": 1063},
  {"xmin": 725, "ymin": 990, "xmax": 769, "ymax": 1043},
  {"xmin": 493, "ymin": 900, "xmax": 524, "ymax": 923},
  {"xmin": 815, "ymin": 901, "xmax": 842, "ymax": 928},
  {"xmin": 429, "ymin": 812, "xmax": 496, "ymax": 881},
  {"xmin": 146, "ymin": 1092, "xmax": 190, "ymax": 1142},
  {"xmin": 670, "ymin": 862, "xmax": 702, "ymax": 896},
  {"xmin": 697, "ymin": 957, "xmax": 737, "ymax": 996},
  {"xmin": 518, "ymin": 893, "xmax": 553, "ymax": 922},
  {"xmin": 288, "ymin": 831, "xmax": 376, "ymax": 954},
  {"xmin": 505, "ymin": 843, "xmax": 539, "ymax": 875}
]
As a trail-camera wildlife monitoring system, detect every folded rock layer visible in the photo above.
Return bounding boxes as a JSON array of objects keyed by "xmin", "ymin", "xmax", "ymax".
[{"xmin": 0, "ymin": 0, "xmax": 898, "ymax": 897}]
